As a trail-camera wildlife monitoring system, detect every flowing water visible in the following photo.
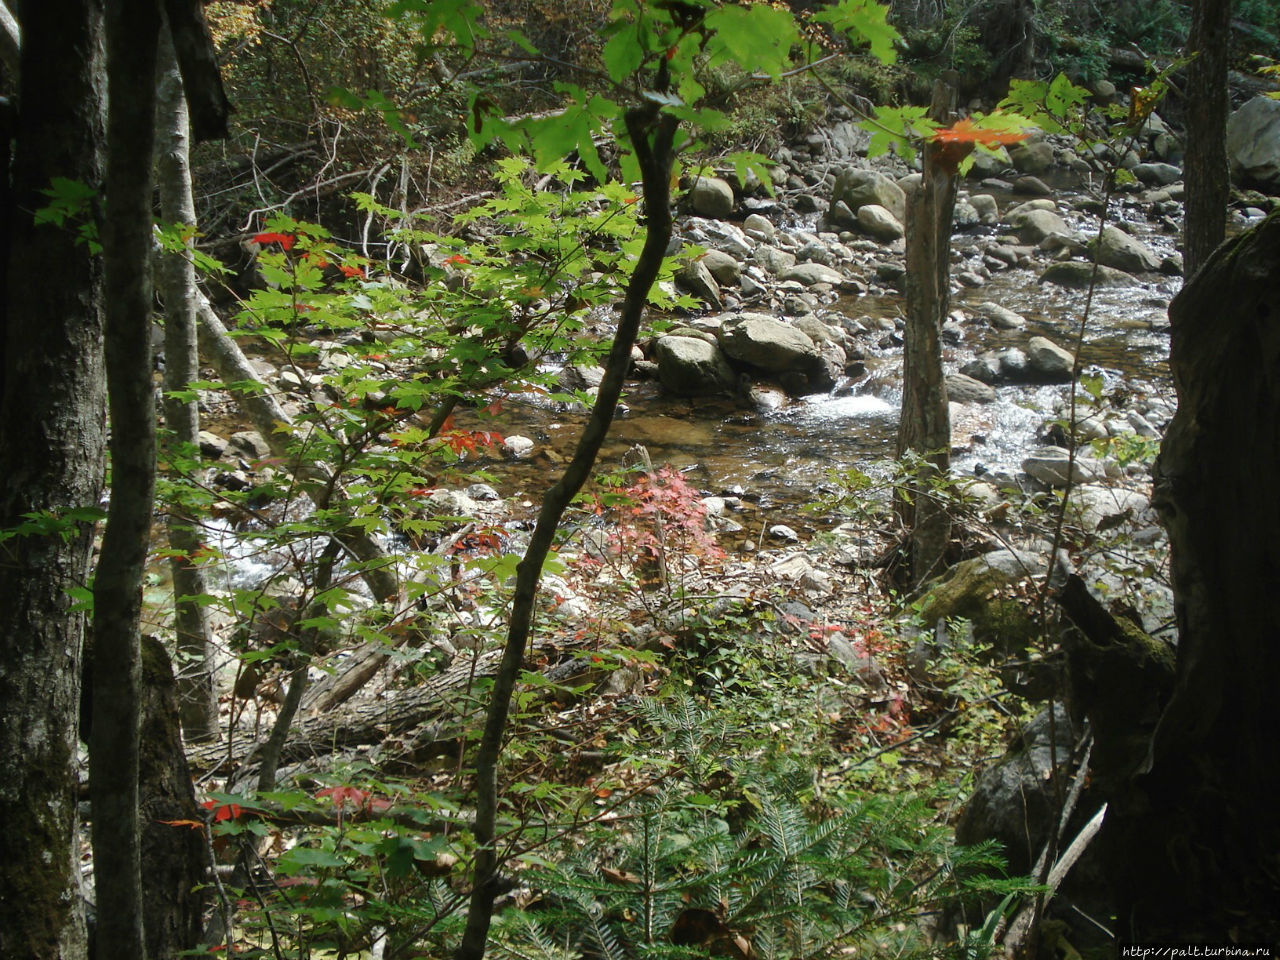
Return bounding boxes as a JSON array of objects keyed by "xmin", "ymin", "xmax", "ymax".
[{"xmin": 461, "ymin": 191, "xmax": 1182, "ymax": 510}]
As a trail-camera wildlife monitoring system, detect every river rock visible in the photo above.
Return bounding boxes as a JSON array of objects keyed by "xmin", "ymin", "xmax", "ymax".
[
  {"xmin": 1026, "ymin": 336, "xmax": 1075, "ymax": 381},
  {"xmin": 856, "ymin": 203, "xmax": 904, "ymax": 242},
  {"xmin": 1008, "ymin": 207, "xmax": 1070, "ymax": 244},
  {"xmin": 1010, "ymin": 140, "xmax": 1055, "ymax": 174},
  {"xmin": 832, "ymin": 167, "xmax": 907, "ymax": 224},
  {"xmin": 743, "ymin": 213, "xmax": 775, "ymax": 240},
  {"xmin": 1226, "ymin": 96, "xmax": 1280, "ymax": 192},
  {"xmin": 676, "ymin": 259, "xmax": 722, "ymax": 308},
  {"xmin": 960, "ymin": 355, "xmax": 1001, "ymax": 384},
  {"xmin": 198, "ymin": 430, "xmax": 229, "ymax": 459},
  {"xmin": 689, "ymin": 174, "xmax": 735, "ymax": 218},
  {"xmin": 1013, "ymin": 175, "xmax": 1053, "ymax": 197},
  {"xmin": 754, "ymin": 244, "xmax": 797, "ymax": 275},
  {"xmin": 229, "ymin": 430, "xmax": 271, "ymax": 460},
  {"xmin": 1133, "ymin": 161, "xmax": 1181, "ymax": 186},
  {"xmin": 997, "ymin": 348, "xmax": 1029, "ymax": 380},
  {"xmin": 716, "ymin": 313, "xmax": 818, "ymax": 372},
  {"xmin": 1022, "ymin": 445, "xmax": 1106, "ymax": 486},
  {"xmin": 968, "ymin": 194, "xmax": 998, "ymax": 224},
  {"xmin": 946, "ymin": 372, "xmax": 996, "ymax": 404},
  {"xmin": 779, "ymin": 262, "xmax": 844, "ymax": 286},
  {"xmin": 427, "ymin": 489, "xmax": 480, "ymax": 516},
  {"xmin": 700, "ymin": 249, "xmax": 742, "ymax": 285},
  {"xmin": 501, "ymin": 435, "xmax": 535, "ymax": 459},
  {"xmin": 1071, "ymin": 484, "xmax": 1151, "ymax": 531},
  {"xmin": 975, "ymin": 301, "xmax": 1026, "ymax": 330},
  {"xmin": 1039, "ymin": 261, "xmax": 1133, "ymax": 288},
  {"xmin": 653, "ymin": 335, "xmax": 737, "ymax": 396},
  {"xmin": 1092, "ymin": 225, "xmax": 1160, "ymax": 273},
  {"xmin": 956, "ymin": 705, "xmax": 1084, "ymax": 876}
]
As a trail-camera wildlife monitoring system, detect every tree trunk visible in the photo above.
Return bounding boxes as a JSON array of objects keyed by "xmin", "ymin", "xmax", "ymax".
[
  {"xmin": 897, "ymin": 75, "xmax": 957, "ymax": 586},
  {"xmin": 0, "ymin": 3, "xmax": 106, "ymax": 958},
  {"xmin": 138, "ymin": 637, "xmax": 209, "ymax": 959},
  {"xmin": 155, "ymin": 29, "xmax": 219, "ymax": 743},
  {"xmin": 90, "ymin": 1, "xmax": 161, "ymax": 957},
  {"xmin": 1112, "ymin": 210, "xmax": 1280, "ymax": 942},
  {"xmin": 1181, "ymin": 0, "xmax": 1232, "ymax": 278}
]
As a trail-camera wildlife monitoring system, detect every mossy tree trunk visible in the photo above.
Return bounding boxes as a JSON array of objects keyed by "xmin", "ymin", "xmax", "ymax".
[
  {"xmin": 0, "ymin": 4, "xmax": 107, "ymax": 958},
  {"xmin": 1112, "ymin": 210, "xmax": 1280, "ymax": 942}
]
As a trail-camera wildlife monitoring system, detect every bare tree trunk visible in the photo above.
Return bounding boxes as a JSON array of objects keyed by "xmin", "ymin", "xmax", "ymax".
[
  {"xmin": 1181, "ymin": 0, "xmax": 1232, "ymax": 278},
  {"xmin": 898, "ymin": 75, "xmax": 957, "ymax": 585},
  {"xmin": 454, "ymin": 103, "xmax": 679, "ymax": 960},
  {"xmin": 90, "ymin": 0, "xmax": 161, "ymax": 956},
  {"xmin": 1112, "ymin": 210, "xmax": 1280, "ymax": 942},
  {"xmin": 155, "ymin": 28, "xmax": 218, "ymax": 742},
  {"xmin": 0, "ymin": 4, "xmax": 106, "ymax": 958}
]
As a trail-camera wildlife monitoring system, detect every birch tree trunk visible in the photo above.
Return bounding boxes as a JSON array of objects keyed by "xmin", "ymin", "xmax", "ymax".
[
  {"xmin": 91, "ymin": 1, "xmax": 162, "ymax": 956},
  {"xmin": 897, "ymin": 75, "xmax": 958, "ymax": 585},
  {"xmin": 155, "ymin": 29, "xmax": 218, "ymax": 742},
  {"xmin": 0, "ymin": 4, "xmax": 106, "ymax": 958}
]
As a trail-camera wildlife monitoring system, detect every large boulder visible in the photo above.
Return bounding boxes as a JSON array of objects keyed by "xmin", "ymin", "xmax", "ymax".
[
  {"xmin": 716, "ymin": 313, "xmax": 818, "ymax": 372},
  {"xmin": 1092, "ymin": 225, "xmax": 1160, "ymax": 274},
  {"xmin": 1226, "ymin": 96, "xmax": 1280, "ymax": 193},
  {"xmin": 652, "ymin": 335, "xmax": 737, "ymax": 396},
  {"xmin": 832, "ymin": 167, "xmax": 907, "ymax": 224},
  {"xmin": 688, "ymin": 174, "xmax": 735, "ymax": 218},
  {"xmin": 916, "ymin": 548, "xmax": 1045, "ymax": 652}
]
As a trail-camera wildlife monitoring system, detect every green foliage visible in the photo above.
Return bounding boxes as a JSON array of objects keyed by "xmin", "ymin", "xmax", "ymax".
[{"xmin": 492, "ymin": 699, "xmax": 1030, "ymax": 960}]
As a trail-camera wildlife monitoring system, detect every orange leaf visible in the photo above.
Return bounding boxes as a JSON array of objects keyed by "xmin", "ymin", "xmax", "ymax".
[
  {"xmin": 159, "ymin": 818, "xmax": 206, "ymax": 830},
  {"xmin": 929, "ymin": 117, "xmax": 1029, "ymax": 148}
]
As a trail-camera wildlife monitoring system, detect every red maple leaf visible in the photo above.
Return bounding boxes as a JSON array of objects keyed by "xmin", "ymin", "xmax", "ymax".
[
  {"xmin": 444, "ymin": 254, "xmax": 469, "ymax": 266},
  {"xmin": 339, "ymin": 264, "xmax": 365, "ymax": 279},
  {"xmin": 200, "ymin": 799, "xmax": 244, "ymax": 822},
  {"xmin": 252, "ymin": 231, "xmax": 295, "ymax": 251}
]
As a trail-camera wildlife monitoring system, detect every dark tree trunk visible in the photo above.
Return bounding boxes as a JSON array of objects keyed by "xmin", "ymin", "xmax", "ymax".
[
  {"xmin": 0, "ymin": 3, "xmax": 107, "ymax": 958},
  {"xmin": 139, "ymin": 637, "xmax": 209, "ymax": 959},
  {"xmin": 90, "ymin": 0, "xmax": 162, "ymax": 957},
  {"xmin": 1111, "ymin": 211, "xmax": 1280, "ymax": 942},
  {"xmin": 1182, "ymin": 0, "xmax": 1232, "ymax": 278},
  {"xmin": 898, "ymin": 75, "xmax": 957, "ymax": 585},
  {"xmin": 155, "ymin": 29, "xmax": 219, "ymax": 742}
]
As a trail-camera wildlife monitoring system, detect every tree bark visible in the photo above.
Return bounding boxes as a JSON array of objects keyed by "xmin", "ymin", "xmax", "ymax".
[
  {"xmin": 138, "ymin": 637, "xmax": 209, "ymax": 959},
  {"xmin": 155, "ymin": 29, "xmax": 219, "ymax": 743},
  {"xmin": 90, "ymin": 1, "xmax": 162, "ymax": 957},
  {"xmin": 1112, "ymin": 210, "xmax": 1280, "ymax": 942},
  {"xmin": 1181, "ymin": 0, "xmax": 1232, "ymax": 278},
  {"xmin": 0, "ymin": 3, "xmax": 106, "ymax": 958},
  {"xmin": 897, "ymin": 75, "xmax": 958, "ymax": 586}
]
